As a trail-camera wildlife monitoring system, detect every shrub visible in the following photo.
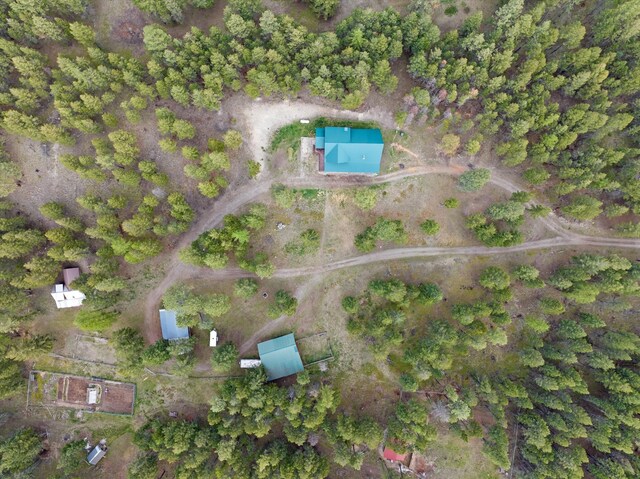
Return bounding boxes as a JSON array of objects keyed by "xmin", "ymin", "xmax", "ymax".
[
  {"xmin": 420, "ymin": 219, "xmax": 440, "ymax": 236},
  {"xmin": 272, "ymin": 184, "xmax": 296, "ymax": 209},
  {"xmin": 479, "ymin": 267, "xmax": 511, "ymax": 291},
  {"xmin": 248, "ymin": 160, "xmax": 261, "ymax": 178},
  {"xmin": 223, "ymin": 130, "xmax": 243, "ymax": 150},
  {"xmin": 465, "ymin": 139, "xmax": 481, "ymax": 155},
  {"xmin": 617, "ymin": 221, "xmax": 640, "ymax": 237},
  {"xmin": 399, "ymin": 374, "xmax": 419, "ymax": 392},
  {"xmin": 353, "ymin": 188, "xmax": 379, "ymax": 211},
  {"xmin": 74, "ymin": 310, "xmax": 117, "ymax": 331},
  {"xmin": 267, "ymin": 290, "xmax": 298, "ymax": 318},
  {"xmin": 604, "ymin": 204, "xmax": 629, "ymax": 218},
  {"xmin": 441, "ymin": 134, "xmax": 461, "ymax": 155},
  {"xmin": 159, "ymin": 138, "xmax": 177, "ymax": 153},
  {"xmin": 234, "ymin": 278, "xmax": 258, "ymax": 298},
  {"xmin": 539, "ymin": 297, "xmax": 565, "ymax": 315},
  {"xmin": 211, "ymin": 342, "xmax": 238, "ymax": 372},
  {"xmin": 39, "ymin": 202, "xmax": 65, "ymax": 220},
  {"xmin": 561, "ymin": 196, "xmax": 603, "ymax": 220},
  {"xmin": 395, "ymin": 110, "xmax": 408, "ymax": 127},
  {"xmin": 443, "ymin": 198, "xmax": 459, "ymax": 208},
  {"xmin": 523, "ymin": 166, "xmax": 550, "ymax": 185},
  {"xmin": 285, "ymin": 229, "xmax": 320, "ymax": 256},
  {"xmin": 355, "ymin": 217, "xmax": 407, "ymax": 252},
  {"xmin": 208, "ymin": 138, "xmax": 225, "ymax": 152},
  {"xmin": 458, "ymin": 168, "xmax": 490, "ymax": 192},
  {"xmin": 444, "ymin": 5, "xmax": 458, "ymax": 15},
  {"xmin": 341, "ymin": 296, "xmax": 358, "ymax": 314}
]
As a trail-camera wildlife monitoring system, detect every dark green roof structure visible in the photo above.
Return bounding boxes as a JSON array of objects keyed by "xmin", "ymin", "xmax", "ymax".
[
  {"xmin": 257, "ymin": 333, "xmax": 304, "ymax": 381},
  {"xmin": 315, "ymin": 127, "xmax": 384, "ymax": 174}
]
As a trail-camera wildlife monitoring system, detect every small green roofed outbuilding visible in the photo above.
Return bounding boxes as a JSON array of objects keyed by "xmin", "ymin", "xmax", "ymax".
[
  {"xmin": 315, "ymin": 126, "xmax": 384, "ymax": 174},
  {"xmin": 257, "ymin": 333, "xmax": 304, "ymax": 381}
]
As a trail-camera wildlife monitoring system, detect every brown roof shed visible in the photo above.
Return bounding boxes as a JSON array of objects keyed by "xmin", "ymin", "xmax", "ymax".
[{"xmin": 63, "ymin": 267, "xmax": 81, "ymax": 287}]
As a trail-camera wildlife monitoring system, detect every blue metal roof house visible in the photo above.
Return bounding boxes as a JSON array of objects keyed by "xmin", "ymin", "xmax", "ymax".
[
  {"xmin": 257, "ymin": 333, "xmax": 304, "ymax": 381},
  {"xmin": 315, "ymin": 127, "xmax": 384, "ymax": 174},
  {"xmin": 159, "ymin": 309, "xmax": 190, "ymax": 340}
]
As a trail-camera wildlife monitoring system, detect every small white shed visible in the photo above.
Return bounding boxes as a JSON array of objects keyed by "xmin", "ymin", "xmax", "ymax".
[
  {"xmin": 240, "ymin": 359, "xmax": 262, "ymax": 369},
  {"xmin": 87, "ymin": 388, "xmax": 98, "ymax": 405},
  {"xmin": 209, "ymin": 330, "xmax": 218, "ymax": 347}
]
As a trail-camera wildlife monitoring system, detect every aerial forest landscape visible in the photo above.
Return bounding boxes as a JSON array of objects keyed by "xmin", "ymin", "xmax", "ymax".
[{"xmin": 0, "ymin": 0, "xmax": 639, "ymax": 477}]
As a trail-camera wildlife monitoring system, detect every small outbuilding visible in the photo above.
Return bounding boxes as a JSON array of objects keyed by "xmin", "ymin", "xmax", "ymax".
[
  {"xmin": 159, "ymin": 309, "xmax": 189, "ymax": 341},
  {"xmin": 383, "ymin": 447, "xmax": 409, "ymax": 463},
  {"xmin": 86, "ymin": 385, "xmax": 100, "ymax": 405},
  {"xmin": 63, "ymin": 267, "xmax": 81, "ymax": 286},
  {"xmin": 51, "ymin": 267, "xmax": 86, "ymax": 309},
  {"xmin": 86, "ymin": 444, "xmax": 107, "ymax": 465},
  {"xmin": 240, "ymin": 359, "xmax": 262, "ymax": 368},
  {"xmin": 257, "ymin": 333, "xmax": 304, "ymax": 381},
  {"xmin": 315, "ymin": 127, "xmax": 384, "ymax": 175}
]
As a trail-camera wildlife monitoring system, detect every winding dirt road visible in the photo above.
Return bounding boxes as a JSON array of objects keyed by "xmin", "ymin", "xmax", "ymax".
[
  {"xmin": 142, "ymin": 164, "xmax": 640, "ymax": 343},
  {"xmin": 140, "ymin": 100, "xmax": 639, "ymax": 344}
]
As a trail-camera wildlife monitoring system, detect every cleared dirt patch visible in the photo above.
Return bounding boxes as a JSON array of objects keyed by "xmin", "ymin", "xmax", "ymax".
[
  {"xmin": 111, "ymin": 9, "xmax": 146, "ymax": 45},
  {"xmin": 5, "ymin": 136, "xmax": 96, "ymax": 224},
  {"xmin": 234, "ymin": 98, "xmax": 395, "ymax": 169},
  {"xmin": 60, "ymin": 335, "xmax": 118, "ymax": 365}
]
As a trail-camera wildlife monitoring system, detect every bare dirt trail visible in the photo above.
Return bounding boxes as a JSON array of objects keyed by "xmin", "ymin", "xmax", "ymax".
[
  {"xmin": 150, "ymin": 230, "xmax": 640, "ymax": 348},
  {"xmin": 148, "ymin": 235, "xmax": 640, "ymax": 284},
  {"xmin": 142, "ymin": 165, "xmax": 463, "ymax": 341},
  {"xmin": 237, "ymin": 274, "xmax": 326, "ymax": 355},
  {"xmin": 143, "ymin": 100, "xmax": 398, "ymax": 340},
  {"xmin": 143, "ymin": 179, "xmax": 272, "ymax": 341},
  {"xmin": 142, "ymin": 163, "xmax": 640, "ymax": 341},
  {"xmin": 142, "ymin": 100, "xmax": 640, "ymax": 343}
]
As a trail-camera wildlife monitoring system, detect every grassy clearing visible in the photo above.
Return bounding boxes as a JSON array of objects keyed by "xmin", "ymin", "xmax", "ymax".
[
  {"xmin": 424, "ymin": 426, "xmax": 500, "ymax": 479},
  {"xmin": 269, "ymin": 117, "xmax": 380, "ymax": 152},
  {"xmin": 297, "ymin": 333, "xmax": 333, "ymax": 364}
]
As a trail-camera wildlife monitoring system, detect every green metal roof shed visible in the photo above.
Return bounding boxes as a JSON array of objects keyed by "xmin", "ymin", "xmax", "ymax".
[
  {"xmin": 315, "ymin": 127, "xmax": 384, "ymax": 174},
  {"xmin": 257, "ymin": 333, "xmax": 304, "ymax": 381}
]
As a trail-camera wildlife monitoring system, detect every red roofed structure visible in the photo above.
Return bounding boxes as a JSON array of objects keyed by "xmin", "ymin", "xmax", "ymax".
[{"xmin": 383, "ymin": 447, "xmax": 408, "ymax": 462}]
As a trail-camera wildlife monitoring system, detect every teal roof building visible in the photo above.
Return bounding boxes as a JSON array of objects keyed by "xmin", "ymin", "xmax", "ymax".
[
  {"xmin": 315, "ymin": 127, "xmax": 384, "ymax": 174},
  {"xmin": 257, "ymin": 333, "xmax": 304, "ymax": 381}
]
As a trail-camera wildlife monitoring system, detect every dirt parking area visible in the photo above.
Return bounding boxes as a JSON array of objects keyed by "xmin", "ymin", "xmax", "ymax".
[{"xmin": 230, "ymin": 96, "xmax": 395, "ymax": 170}]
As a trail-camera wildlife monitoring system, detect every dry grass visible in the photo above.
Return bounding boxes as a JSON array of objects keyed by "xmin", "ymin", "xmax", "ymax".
[{"xmin": 423, "ymin": 425, "xmax": 500, "ymax": 479}]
